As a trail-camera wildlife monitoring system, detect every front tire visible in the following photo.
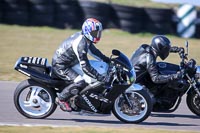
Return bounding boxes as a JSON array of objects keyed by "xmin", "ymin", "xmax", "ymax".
[
  {"xmin": 112, "ymin": 89, "xmax": 152, "ymax": 123},
  {"xmin": 14, "ymin": 79, "xmax": 57, "ymax": 119},
  {"xmin": 187, "ymin": 90, "xmax": 200, "ymax": 117}
]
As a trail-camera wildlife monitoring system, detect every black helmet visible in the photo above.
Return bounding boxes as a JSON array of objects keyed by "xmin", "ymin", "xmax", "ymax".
[{"xmin": 151, "ymin": 35, "xmax": 171, "ymax": 60}]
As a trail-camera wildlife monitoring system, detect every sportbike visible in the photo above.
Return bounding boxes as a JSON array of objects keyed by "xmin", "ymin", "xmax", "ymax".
[
  {"xmin": 132, "ymin": 41, "xmax": 200, "ymax": 118},
  {"xmin": 14, "ymin": 49, "xmax": 152, "ymax": 123}
]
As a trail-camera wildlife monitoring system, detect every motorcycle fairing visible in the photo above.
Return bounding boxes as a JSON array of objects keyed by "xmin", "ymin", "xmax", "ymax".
[
  {"xmin": 112, "ymin": 50, "xmax": 136, "ymax": 83},
  {"xmin": 76, "ymin": 83, "xmax": 131, "ymax": 114},
  {"xmin": 75, "ymin": 84, "xmax": 109, "ymax": 113},
  {"xmin": 14, "ymin": 57, "xmax": 49, "ymax": 75},
  {"xmin": 112, "ymin": 50, "xmax": 133, "ymax": 70},
  {"xmin": 72, "ymin": 60, "xmax": 108, "ymax": 84},
  {"xmin": 74, "ymin": 51, "xmax": 134, "ymax": 113},
  {"xmin": 75, "ymin": 91, "xmax": 101, "ymax": 113},
  {"xmin": 100, "ymin": 84, "xmax": 131, "ymax": 113},
  {"xmin": 14, "ymin": 57, "xmax": 67, "ymax": 88}
]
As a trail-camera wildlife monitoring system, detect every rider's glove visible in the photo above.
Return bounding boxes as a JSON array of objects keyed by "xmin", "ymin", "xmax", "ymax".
[
  {"xmin": 97, "ymin": 75, "xmax": 110, "ymax": 83},
  {"xmin": 171, "ymin": 70, "xmax": 185, "ymax": 80},
  {"xmin": 104, "ymin": 57, "xmax": 111, "ymax": 64},
  {"xmin": 178, "ymin": 47, "xmax": 184, "ymax": 54},
  {"xmin": 178, "ymin": 47, "xmax": 188, "ymax": 60}
]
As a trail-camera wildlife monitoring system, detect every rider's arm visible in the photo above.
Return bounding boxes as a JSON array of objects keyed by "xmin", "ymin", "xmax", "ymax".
[
  {"xmin": 146, "ymin": 54, "xmax": 177, "ymax": 84},
  {"xmin": 89, "ymin": 43, "xmax": 110, "ymax": 63},
  {"xmin": 170, "ymin": 46, "xmax": 184, "ymax": 53},
  {"xmin": 73, "ymin": 40, "xmax": 104, "ymax": 80}
]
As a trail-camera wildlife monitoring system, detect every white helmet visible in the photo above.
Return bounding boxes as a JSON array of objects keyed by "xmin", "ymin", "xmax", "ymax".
[{"xmin": 82, "ymin": 18, "xmax": 103, "ymax": 43}]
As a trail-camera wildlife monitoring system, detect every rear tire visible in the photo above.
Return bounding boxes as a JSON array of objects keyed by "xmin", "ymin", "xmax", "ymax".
[
  {"xmin": 14, "ymin": 79, "xmax": 57, "ymax": 119},
  {"xmin": 113, "ymin": 89, "xmax": 152, "ymax": 123}
]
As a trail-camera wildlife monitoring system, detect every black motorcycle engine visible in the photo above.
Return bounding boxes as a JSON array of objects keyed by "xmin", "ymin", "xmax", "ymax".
[
  {"xmin": 168, "ymin": 79, "xmax": 189, "ymax": 91},
  {"xmin": 153, "ymin": 80, "xmax": 189, "ymax": 112},
  {"xmin": 153, "ymin": 88, "xmax": 179, "ymax": 111}
]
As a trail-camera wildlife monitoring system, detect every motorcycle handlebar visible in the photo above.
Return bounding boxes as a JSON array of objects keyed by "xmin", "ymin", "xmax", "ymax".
[{"xmin": 178, "ymin": 48, "xmax": 188, "ymax": 70}]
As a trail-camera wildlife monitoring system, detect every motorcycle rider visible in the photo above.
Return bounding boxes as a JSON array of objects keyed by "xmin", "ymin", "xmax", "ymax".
[
  {"xmin": 51, "ymin": 18, "xmax": 110, "ymax": 112},
  {"xmin": 130, "ymin": 35, "xmax": 184, "ymax": 85}
]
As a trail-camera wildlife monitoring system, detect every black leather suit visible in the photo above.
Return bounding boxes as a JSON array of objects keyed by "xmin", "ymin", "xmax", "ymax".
[
  {"xmin": 130, "ymin": 44, "xmax": 182, "ymax": 84},
  {"xmin": 52, "ymin": 32, "xmax": 109, "ymax": 82},
  {"xmin": 51, "ymin": 32, "xmax": 109, "ymax": 101}
]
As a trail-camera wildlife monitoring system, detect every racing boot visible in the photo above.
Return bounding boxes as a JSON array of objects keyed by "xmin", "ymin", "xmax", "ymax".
[
  {"xmin": 56, "ymin": 80, "xmax": 87, "ymax": 112},
  {"xmin": 55, "ymin": 97, "xmax": 72, "ymax": 112}
]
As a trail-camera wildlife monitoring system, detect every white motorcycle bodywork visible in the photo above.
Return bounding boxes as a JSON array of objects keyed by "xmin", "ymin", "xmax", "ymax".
[
  {"xmin": 72, "ymin": 60, "xmax": 142, "ymax": 91},
  {"xmin": 72, "ymin": 60, "xmax": 109, "ymax": 84}
]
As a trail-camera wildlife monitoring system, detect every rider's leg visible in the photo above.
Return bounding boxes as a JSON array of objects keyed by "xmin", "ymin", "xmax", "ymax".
[
  {"xmin": 52, "ymin": 64, "xmax": 87, "ymax": 111},
  {"xmin": 57, "ymin": 76, "xmax": 87, "ymax": 112},
  {"xmin": 58, "ymin": 76, "xmax": 87, "ymax": 101}
]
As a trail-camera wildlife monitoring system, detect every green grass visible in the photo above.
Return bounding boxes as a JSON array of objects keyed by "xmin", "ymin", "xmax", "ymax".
[
  {"xmin": 0, "ymin": 24, "xmax": 200, "ymax": 81},
  {"xmin": 0, "ymin": 126, "xmax": 199, "ymax": 133}
]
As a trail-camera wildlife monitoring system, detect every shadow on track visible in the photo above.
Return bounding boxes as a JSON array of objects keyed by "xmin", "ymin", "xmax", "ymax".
[
  {"xmin": 44, "ymin": 117, "xmax": 198, "ymax": 127},
  {"xmin": 151, "ymin": 113, "xmax": 199, "ymax": 119},
  {"xmin": 141, "ymin": 122, "xmax": 198, "ymax": 127},
  {"xmin": 44, "ymin": 118, "xmax": 123, "ymax": 124}
]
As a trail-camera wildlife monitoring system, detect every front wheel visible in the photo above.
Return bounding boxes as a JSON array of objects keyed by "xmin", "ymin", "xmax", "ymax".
[
  {"xmin": 14, "ymin": 79, "xmax": 57, "ymax": 119},
  {"xmin": 187, "ymin": 90, "xmax": 200, "ymax": 117},
  {"xmin": 112, "ymin": 89, "xmax": 152, "ymax": 123}
]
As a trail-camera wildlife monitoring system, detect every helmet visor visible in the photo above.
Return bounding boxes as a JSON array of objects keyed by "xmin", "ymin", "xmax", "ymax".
[
  {"xmin": 159, "ymin": 43, "xmax": 171, "ymax": 60},
  {"xmin": 90, "ymin": 30, "xmax": 102, "ymax": 43},
  {"xmin": 91, "ymin": 30, "xmax": 102, "ymax": 38}
]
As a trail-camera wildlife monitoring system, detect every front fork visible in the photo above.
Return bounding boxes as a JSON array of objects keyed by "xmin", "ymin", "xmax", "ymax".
[
  {"xmin": 186, "ymin": 74, "xmax": 200, "ymax": 96},
  {"xmin": 122, "ymin": 92, "xmax": 133, "ymax": 108}
]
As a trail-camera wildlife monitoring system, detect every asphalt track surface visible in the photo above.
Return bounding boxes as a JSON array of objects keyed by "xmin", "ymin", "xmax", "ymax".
[{"xmin": 0, "ymin": 81, "xmax": 200, "ymax": 132}]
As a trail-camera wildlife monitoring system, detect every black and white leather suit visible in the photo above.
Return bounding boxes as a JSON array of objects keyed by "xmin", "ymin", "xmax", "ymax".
[
  {"xmin": 130, "ymin": 44, "xmax": 182, "ymax": 84},
  {"xmin": 51, "ymin": 32, "xmax": 110, "ymax": 101}
]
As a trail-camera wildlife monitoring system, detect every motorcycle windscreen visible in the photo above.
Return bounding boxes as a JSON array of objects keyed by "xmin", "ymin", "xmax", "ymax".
[
  {"xmin": 113, "ymin": 51, "xmax": 133, "ymax": 70},
  {"xmin": 113, "ymin": 52, "xmax": 136, "ymax": 83}
]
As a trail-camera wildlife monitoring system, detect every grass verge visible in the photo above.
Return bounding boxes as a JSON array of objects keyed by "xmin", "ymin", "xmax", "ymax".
[
  {"xmin": 0, "ymin": 24, "xmax": 200, "ymax": 81},
  {"xmin": 0, "ymin": 126, "xmax": 199, "ymax": 133}
]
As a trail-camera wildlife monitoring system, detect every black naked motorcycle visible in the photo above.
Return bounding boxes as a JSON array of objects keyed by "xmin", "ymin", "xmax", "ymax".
[
  {"xmin": 136, "ymin": 41, "xmax": 200, "ymax": 116},
  {"xmin": 13, "ymin": 49, "xmax": 152, "ymax": 123}
]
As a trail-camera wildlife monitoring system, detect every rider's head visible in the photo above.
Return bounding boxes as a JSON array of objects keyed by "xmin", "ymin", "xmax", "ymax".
[
  {"xmin": 151, "ymin": 35, "xmax": 171, "ymax": 60},
  {"xmin": 82, "ymin": 18, "xmax": 103, "ymax": 44}
]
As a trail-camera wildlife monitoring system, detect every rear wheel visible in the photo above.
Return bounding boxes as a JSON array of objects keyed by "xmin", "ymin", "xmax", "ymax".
[
  {"xmin": 187, "ymin": 90, "xmax": 200, "ymax": 116},
  {"xmin": 113, "ymin": 89, "xmax": 152, "ymax": 123},
  {"xmin": 14, "ymin": 79, "xmax": 57, "ymax": 119}
]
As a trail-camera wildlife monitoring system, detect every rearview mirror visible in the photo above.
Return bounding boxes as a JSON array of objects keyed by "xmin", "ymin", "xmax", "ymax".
[{"xmin": 112, "ymin": 49, "xmax": 121, "ymax": 56}]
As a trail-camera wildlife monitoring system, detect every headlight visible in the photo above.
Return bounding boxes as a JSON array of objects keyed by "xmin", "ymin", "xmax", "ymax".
[{"xmin": 128, "ymin": 68, "xmax": 136, "ymax": 83}]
